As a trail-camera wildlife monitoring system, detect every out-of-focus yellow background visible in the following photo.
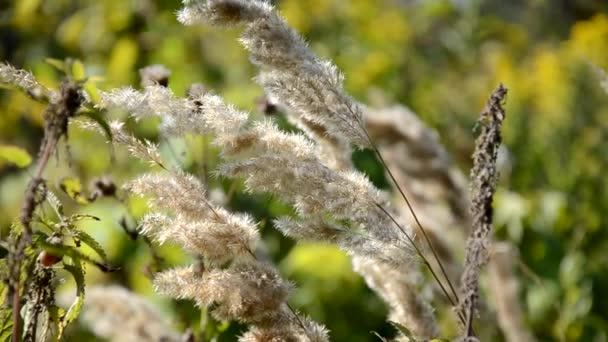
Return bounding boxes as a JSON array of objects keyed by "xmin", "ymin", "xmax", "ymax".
[{"xmin": 1, "ymin": 0, "xmax": 607, "ymax": 341}]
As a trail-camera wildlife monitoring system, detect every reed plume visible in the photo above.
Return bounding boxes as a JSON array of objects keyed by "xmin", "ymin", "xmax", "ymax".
[
  {"xmin": 81, "ymin": 286, "xmax": 180, "ymax": 342},
  {"xmin": 84, "ymin": 115, "xmax": 329, "ymax": 340}
]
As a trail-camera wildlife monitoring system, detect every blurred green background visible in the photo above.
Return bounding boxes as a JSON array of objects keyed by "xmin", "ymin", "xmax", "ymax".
[{"xmin": 1, "ymin": 0, "xmax": 608, "ymax": 341}]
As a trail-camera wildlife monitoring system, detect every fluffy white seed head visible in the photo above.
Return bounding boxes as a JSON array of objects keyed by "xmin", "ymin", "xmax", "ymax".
[
  {"xmin": 178, "ymin": 0, "xmax": 370, "ymax": 148},
  {"xmin": 219, "ymin": 150, "xmax": 392, "ymax": 237},
  {"xmin": 353, "ymin": 257, "xmax": 439, "ymax": 339},
  {"xmin": 275, "ymin": 216, "xmax": 414, "ymax": 269},
  {"xmin": 139, "ymin": 64, "xmax": 172, "ymax": 87},
  {"xmin": 274, "ymin": 216, "xmax": 343, "ymax": 242},
  {"xmin": 111, "ymin": 121, "xmax": 164, "ymax": 165},
  {"xmin": 126, "ymin": 171, "xmax": 213, "ymax": 221},
  {"xmin": 219, "ymin": 120, "xmax": 316, "ymax": 160},
  {"xmin": 256, "ymin": 69, "xmax": 369, "ymax": 148},
  {"xmin": 154, "ymin": 263, "xmax": 293, "ymax": 323},
  {"xmin": 127, "ymin": 169, "xmax": 260, "ymax": 264},
  {"xmin": 216, "ymin": 121, "xmax": 415, "ymax": 266},
  {"xmin": 79, "ymin": 120, "xmax": 164, "ymax": 167},
  {"xmin": 0, "ymin": 62, "xmax": 55, "ymax": 101},
  {"xmin": 284, "ymin": 113, "xmax": 354, "ymax": 170},
  {"xmin": 100, "ymin": 86, "xmax": 195, "ymax": 133},
  {"xmin": 140, "ymin": 211, "xmax": 258, "ymax": 265},
  {"xmin": 239, "ymin": 313, "xmax": 329, "ymax": 342},
  {"xmin": 240, "ymin": 12, "xmax": 317, "ymax": 70},
  {"xmin": 82, "ymin": 286, "xmax": 180, "ymax": 342},
  {"xmin": 193, "ymin": 93, "xmax": 250, "ymax": 136},
  {"xmin": 178, "ymin": 0, "xmax": 273, "ymax": 26},
  {"xmin": 100, "ymin": 86, "xmax": 249, "ymax": 137}
]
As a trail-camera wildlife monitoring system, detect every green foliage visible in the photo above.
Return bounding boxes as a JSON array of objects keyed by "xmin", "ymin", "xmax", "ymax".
[
  {"xmin": 59, "ymin": 177, "xmax": 91, "ymax": 205},
  {"xmin": 0, "ymin": 145, "xmax": 32, "ymax": 168},
  {"xmin": 70, "ymin": 228, "xmax": 107, "ymax": 262},
  {"xmin": 371, "ymin": 331, "xmax": 390, "ymax": 342},
  {"xmin": 32, "ymin": 209, "xmax": 114, "ymax": 272},
  {"xmin": 0, "ymin": 310, "xmax": 12, "ymax": 342},
  {"xmin": 58, "ymin": 259, "xmax": 85, "ymax": 340}
]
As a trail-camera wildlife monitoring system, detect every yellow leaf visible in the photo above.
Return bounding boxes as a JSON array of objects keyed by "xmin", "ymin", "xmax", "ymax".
[
  {"xmin": 107, "ymin": 38, "xmax": 138, "ymax": 85},
  {"xmin": 0, "ymin": 145, "xmax": 32, "ymax": 168},
  {"xmin": 59, "ymin": 177, "xmax": 89, "ymax": 204},
  {"xmin": 71, "ymin": 60, "xmax": 86, "ymax": 81},
  {"xmin": 83, "ymin": 82, "xmax": 100, "ymax": 104},
  {"xmin": 12, "ymin": 0, "xmax": 41, "ymax": 29},
  {"xmin": 55, "ymin": 11, "xmax": 86, "ymax": 49}
]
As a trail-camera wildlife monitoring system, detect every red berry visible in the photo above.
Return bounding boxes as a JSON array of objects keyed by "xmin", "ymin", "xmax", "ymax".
[{"xmin": 38, "ymin": 250, "xmax": 62, "ymax": 267}]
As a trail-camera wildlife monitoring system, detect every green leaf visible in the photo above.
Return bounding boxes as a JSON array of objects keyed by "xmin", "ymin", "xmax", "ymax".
[
  {"xmin": 59, "ymin": 177, "xmax": 89, "ymax": 204},
  {"xmin": 70, "ymin": 59, "xmax": 86, "ymax": 81},
  {"xmin": 389, "ymin": 321, "xmax": 416, "ymax": 341},
  {"xmin": 47, "ymin": 306, "xmax": 64, "ymax": 342},
  {"xmin": 0, "ymin": 309, "xmax": 12, "ymax": 342},
  {"xmin": 58, "ymin": 260, "xmax": 85, "ymax": 340},
  {"xmin": 44, "ymin": 58, "xmax": 66, "ymax": 73},
  {"xmin": 216, "ymin": 321, "xmax": 231, "ymax": 332},
  {"xmin": 46, "ymin": 191, "xmax": 64, "ymax": 217},
  {"xmin": 0, "ymin": 145, "xmax": 32, "ymax": 168},
  {"xmin": 71, "ymin": 229, "xmax": 107, "ymax": 262},
  {"xmin": 32, "ymin": 231, "xmax": 49, "ymax": 242},
  {"xmin": 81, "ymin": 108, "xmax": 113, "ymax": 142},
  {"xmin": 83, "ymin": 81, "xmax": 100, "ymax": 104},
  {"xmin": 69, "ymin": 214, "xmax": 100, "ymax": 222},
  {"xmin": 371, "ymin": 331, "xmax": 390, "ymax": 342}
]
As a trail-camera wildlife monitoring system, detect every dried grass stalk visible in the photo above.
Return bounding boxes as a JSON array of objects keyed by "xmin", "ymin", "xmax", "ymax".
[{"xmin": 458, "ymin": 84, "xmax": 508, "ymax": 339}]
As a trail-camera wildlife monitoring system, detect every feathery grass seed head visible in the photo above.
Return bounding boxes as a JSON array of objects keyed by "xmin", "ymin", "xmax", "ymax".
[
  {"xmin": 82, "ymin": 286, "xmax": 180, "ymax": 342},
  {"xmin": 154, "ymin": 263, "xmax": 293, "ymax": 323}
]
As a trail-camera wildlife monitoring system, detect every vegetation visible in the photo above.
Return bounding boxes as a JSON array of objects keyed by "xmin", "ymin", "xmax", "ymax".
[{"xmin": 0, "ymin": 0, "xmax": 607, "ymax": 341}]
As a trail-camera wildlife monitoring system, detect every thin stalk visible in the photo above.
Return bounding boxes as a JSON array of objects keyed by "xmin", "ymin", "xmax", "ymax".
[
  {"xmin": 286, "ymin": 302, "xmax": 307, "ymax": 336},
  {"xmin": 372, "ymin": 145, "xmax": 460, "ymax": 304},
  {"xmin": 349, "ymin": 105, "xmax": 461, "ymax": 306},
  {"xmin": 373, "ymin": 203, "xmax": 456, "ymax": 306},
  {"xmin": 201, "ymin": 135, "xmax": 209, "ymax": 190},
  {"xmin": 374, "ymin": 202, "xmax": 468, "ymax": 328}
]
